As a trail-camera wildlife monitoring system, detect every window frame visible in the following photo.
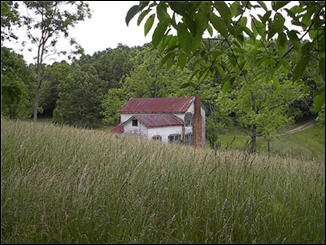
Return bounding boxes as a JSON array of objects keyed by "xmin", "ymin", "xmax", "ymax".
[
  {"xmin": 152, "ymin": 135, "xmax": 162, "ymax": 141},
  {"xmin": 184, "ymin": 112, "xmax": 193, "ymax": 127},
  {"xmin": 168, "ymin": 134, "xmax": 181, "ymax": 143},
  {"xmin": 132, "ymin": 119, "xmax": 138, "ymax": 127}
]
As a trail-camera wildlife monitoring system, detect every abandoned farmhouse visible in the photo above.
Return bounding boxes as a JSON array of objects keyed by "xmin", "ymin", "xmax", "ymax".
[{"xmin": 110, "ymin": 95, "xmax": 206, "ymax": 147}]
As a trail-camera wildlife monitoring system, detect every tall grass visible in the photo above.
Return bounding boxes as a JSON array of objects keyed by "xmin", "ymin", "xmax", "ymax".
[{"xmin": 1, "ymin": 119, "xmax": 325, "ymax": 244}]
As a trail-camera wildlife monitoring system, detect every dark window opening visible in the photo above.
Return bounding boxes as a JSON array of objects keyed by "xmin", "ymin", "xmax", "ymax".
[
  {"xmin": 132, "ymin": 119, "xmax": 138, "ymax": 126},
  {"xmin": 168, "ymin": 134, "xmax": 181, "ymax": 143},
  {"xmin": 185, "ymin": 112, "xmax": 193, "ymax": 127},
  {"xmin": 152, "ymin": 135, "xmax": 162, "ymax": 141}
]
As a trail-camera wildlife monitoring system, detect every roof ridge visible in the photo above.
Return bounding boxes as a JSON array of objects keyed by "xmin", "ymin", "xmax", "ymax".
[{"xmin": 119, "ymin": 96, "xmax": 195, "ymax": 113}]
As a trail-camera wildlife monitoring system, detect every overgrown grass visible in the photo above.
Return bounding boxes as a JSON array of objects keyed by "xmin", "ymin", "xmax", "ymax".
[{"xmin": 1, "ymin": 119, "xmax": 325, "ymax": 244}]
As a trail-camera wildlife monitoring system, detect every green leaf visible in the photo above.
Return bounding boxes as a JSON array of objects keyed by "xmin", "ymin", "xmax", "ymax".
[
  {"xmin": 159, "ymin": 51, "xmax": 175, "ymax": 67},
  {"xmin": 252, "ymin": 17, "xmax": 265, "ymax": 38},
  {"xmin": 177, "ymin": 23, "xmax": 192, "ymax": 54},
  {"xmin": 272, "ymin": 1, "xmax": 290, "ymax": 11},
  {"xmin": 144, "ymin": 14, "xmax": 155, "ymax": 36},
  {"xmin": 287, "ymin": 30, "xmax": 300, "ymax": 51},
  {"xmin": 158, "ymin": 35, "xmax": 172, "ymax": 53},
  {"xmin": 167, "ymin": 35, "xmax": 178, "ymax": 50},
  {"xmin": 214, "ymin": 2, "xmax": 231, "ymax": 23},
  {"xmin": 257, "ymin": 1, "xmax": 268, "ymax": 11},
  {"xmin": 313, "ymin": 89, "xmax": 325, "ymax": 113},
  {"xmin": 126, "ymin": 5, "xmax": 140, "ymax": 26},
  {"xmin": 222, "ymin": 79, "xmax": 231, "ymax": 93},
  {"xmin": 139, "ymin": 1, "xmax": 150, "ymax": 11},
  {"xmin": 319, "ymin": 58, "xmax": 325, "ymax": 82},
  {"xmin": 178, "ymin": 51, "xmax": 188, "ymax": 69},
  {"xmin": 230, "ymin": 1, "xmax": 241, "ymax": 17},
  {"xmin": 239, "ymin": 17, "xmax": 247, "ymax": 28},
  {"xmin": 210, "ymin": 13, "xmax": 228, "ymax": 38},
  {"xmin": 277, "ymin": 32, "xmax": 287, "ymax": 56},
  {"xmin": 273, "ymin": 13, "xmax": 285, "ymax": 33},
  {"xmin": 207, "ymin": 24, "xmax": 213, "ymax": 37},
  {"xmin": 243, "ymin": 26, "xmax": 255, "ymax": 39},
  {"xmin": 293, "ymin": 55, "xmax": 310, "ymax": 81},
  {"xmin": 137, "ymin": 8, "xmax": 151, "ymax": 26},
  {"xmin": 157, "ymin": 2, "xmax": 168, "ymax": 21},
  {"xmin": 152, "ymin": 18, "xmax": 170, "ymax": 47},
  {"xmin": 168, "ymin": 2, "xmax": 187, "ymax": 16}
]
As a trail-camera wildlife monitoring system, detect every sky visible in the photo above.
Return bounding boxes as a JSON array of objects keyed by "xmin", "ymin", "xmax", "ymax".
[
  {"xmin": 3, "ymin": 1, "xmax": 300, "ymax": 65},
  {"xmin": 3, "ymin": 1, "xmax": 156, "ymax": 64}
]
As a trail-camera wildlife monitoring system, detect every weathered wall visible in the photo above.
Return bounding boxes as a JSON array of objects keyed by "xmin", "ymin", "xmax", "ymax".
[
  {"xmin": 148, "ymin": 126, "xmax": 183, "ymax": 143},
  {"xmin": 123, "ymin": 119, "xmax": 148, "ymax": 137}
]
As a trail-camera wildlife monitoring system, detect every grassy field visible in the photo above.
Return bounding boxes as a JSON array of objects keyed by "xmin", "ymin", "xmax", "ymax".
[
  {"xmin": 214, "ymin": 123, "xmax": 325, "ymax": 161},
  {"xmin": 1, "ymin": 119, "xmax": 325, "ymax": 244}
]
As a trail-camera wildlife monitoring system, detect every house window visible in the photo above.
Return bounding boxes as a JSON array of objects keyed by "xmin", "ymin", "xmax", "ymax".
[
  {"xmin": 168, "ymin": 134, "xmax": 181, "ymax": 143},
  {"xmin": 152, "ymin": 135, "xmax": 162, "ymax": 141},
  {"xmin": 184, "ymin": 112, "xmax": 192, "ymax": 127},
  {"xmin": 132, "ymin": 119, "xmax": 138, "ymax": 127},
  {"xmin": 185, "ymin": 133, "xmax": 192, "ymax": 145}
]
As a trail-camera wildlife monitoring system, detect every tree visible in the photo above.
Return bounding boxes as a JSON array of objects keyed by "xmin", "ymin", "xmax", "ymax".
[
  {"xmin": 1, "ymin": 47, "xmax": 34, "ymax": 119},
  {"xmin": 126, "ymin": 1, "xmax": 325, "ymax": 112},
  {"xmin": 54, "ymin": 62, "xmax": 106, "ymax": 128},
  {"xmin": 39, "ymin": 61, "xmax": 72, "ymax": 117},
  {"xmin": 232, "ymin": 76, "xmax": 303, "ymax": 153},
  {"xmin": 101, "ymin": 88, "xmax": 129, "ymax": 126},
  {"xmin": 1, "ymin": 1, "xmax": 20, "ymax": 43},
  {"xmin": 20, "ymin": 1, "xmax": 91, "ymax": 121},
  {"xmin": 123, "ymin": 46, "xmax": 193, "ymax": 98}
]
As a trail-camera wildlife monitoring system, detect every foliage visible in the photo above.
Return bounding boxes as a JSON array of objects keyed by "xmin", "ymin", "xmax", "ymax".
[
  {"xmin": 227, "ymin": 70, "xmax": 303, "ymax": 153},
  {"xmin": 20, "ymin": 1, "xmax": 91, "ymax": 121},
  {"xmin": 89, "ymin": 44, "xmax": 137, "ymax": 89},
  {"xmin": 127, "ymin": 1, "xmax": 325, "ymax": 111},
  {"xmin": 39, "ymin": 61, "xmax": 72, "ymax": 117},
  {"xmin": 1, "ymin": 1, "xmax": 20, "ymax": 42},
  {"xmin": 101, "ymin": 88, "xmax": 128, "ymax": 125},
  {"xmin": 54, "ymin": 62, "xmax": 106, "ymax": 128},
  {"xmin": 124, "ymin": 46, "xmax": 193, "ymax": 98},
  {"xmin": 316, "ymin": 104, "xmax": 325, "ymax": 127},
  {"xmin": 205, "ymin": 117, "xmax": 221, "ymax": 150},
  {"xmin": 1, "ymin": 47, "xmax": 34, "ymax": 119}
]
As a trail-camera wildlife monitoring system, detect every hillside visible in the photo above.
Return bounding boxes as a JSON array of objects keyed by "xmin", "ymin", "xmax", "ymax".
[
  {"xmin": 1, "ymin": 119, "xmax": 325, "ymax": 244},
  {"xmin": 215, "ymin": 122, "xmax": 325, "ymax": 161}
]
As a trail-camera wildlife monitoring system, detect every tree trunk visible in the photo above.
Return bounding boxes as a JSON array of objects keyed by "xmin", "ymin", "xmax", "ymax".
[
  {"xmin": 33, "ymin": 62, "xmax": 42, "ymax": 122},
  {"xmin": 267, "ymin": 140, "xmax": 271, "ymax": 155},
  {"xmin": 251, "ymin": 125, "xmax": 257, "ymax": 153}
]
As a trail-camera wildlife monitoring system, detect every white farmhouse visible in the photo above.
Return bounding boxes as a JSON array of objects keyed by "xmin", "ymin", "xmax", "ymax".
[{"xmin": 111, "ymin": 95, "xmax": 205, "ymax": 147}]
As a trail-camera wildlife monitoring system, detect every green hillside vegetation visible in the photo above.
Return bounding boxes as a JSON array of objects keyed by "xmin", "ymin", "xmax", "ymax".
[
  {"xmin": 213, "ymin": 123, "xmax": 325, "ymax": 161},
  {"xmin": 1, "ymin": 119, "xmax": 325, "ymax": 244}
]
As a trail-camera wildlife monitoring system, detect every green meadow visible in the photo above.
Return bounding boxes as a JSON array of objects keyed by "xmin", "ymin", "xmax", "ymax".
[{"xmin": 1, "ymin": 119, "xmax": 325, "ymax": 244}]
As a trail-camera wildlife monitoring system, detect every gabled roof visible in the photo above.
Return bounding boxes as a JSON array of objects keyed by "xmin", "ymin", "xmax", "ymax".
[
  {"xmin": 124, "ymin": 114, "xmax": 183, "ymax": 128},
  {"xmin": 110, "ymin": 124, "xmax": 123, "ymax": 133},
  {"xmin": 119, "ymin": 97, "xmax": 194, "ymax": 113}
]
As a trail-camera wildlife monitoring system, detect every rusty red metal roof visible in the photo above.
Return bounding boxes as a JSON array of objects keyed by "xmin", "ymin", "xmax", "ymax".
[
  {"xmin": 110, "ymin": 124, "xmax": 123, "ymax": 133},
  {"xmin": 119, "ymin": 97, "xmax": 194, "ymax": 113},
  {"xmin": 132, "ymin": 114, "xmax": 183, "ymax": 128}
]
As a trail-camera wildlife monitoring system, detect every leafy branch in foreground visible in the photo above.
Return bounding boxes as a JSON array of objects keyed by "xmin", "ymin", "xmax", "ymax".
[{"xmin": 126, "ymin": 1, "xmax": 325, "ymax": 112}]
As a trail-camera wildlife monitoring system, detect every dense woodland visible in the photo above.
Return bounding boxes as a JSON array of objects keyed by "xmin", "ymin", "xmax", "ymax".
[
  {"xmin": 1, "ymin": 1, "xmax": 325, "ymax": 151},
  {"xmin": 1, "ymin": 41, "xmax": 324, "ymax": 128}
]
